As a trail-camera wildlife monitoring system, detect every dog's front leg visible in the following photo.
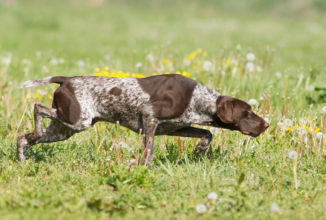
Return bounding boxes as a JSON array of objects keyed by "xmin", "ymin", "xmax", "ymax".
[
  {"xmin": 140, "ymin": 117, "xmax": 158, "ymax": 166},
  {"xmin": 167, "ymin": 127, "xmax": 212, "ymax": 153}
]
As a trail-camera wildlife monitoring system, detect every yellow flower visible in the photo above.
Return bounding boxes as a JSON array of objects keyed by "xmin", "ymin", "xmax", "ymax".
[
  {"xmin": 285, "ymin": 127, "xmax": 292, "ymax": 132},
  {"xmin": 187, "ymin": 51, "xmax": 198, "ymax": 61},
  {"xmin": 94, "ymin": 67, "xmax": 100, "ymax": 72},
  {"xmin": 35, "ymin": 93, "xmax": 40, "ymax": 99},
  {"xmin": 132, "ymin": 73, "xmax": 145, "ymax": 78},
  {"xmin": 161, "ymin": 58, "xmax": 173, "ymax": 66},
  {"xmin": 104, "ymin": 66, "xmax": 109, "ymax": 71},
  {"xmin": 315, "ymin": 128, "xmax": 321, "ymax": 133},
  {"xmin": 226, "ymin": 58, "xmax": 232, "ymax": 67},
  {"xmin": 26, "ymin": 93, "xmax": 32, "ymax": 99},
  {"xmin": 202, "ymin": 51, "xmax": 208, "ymax": 57},
  {"xmin": 182, "ymin": 71, "xmax": 190, "ymax": 77}
]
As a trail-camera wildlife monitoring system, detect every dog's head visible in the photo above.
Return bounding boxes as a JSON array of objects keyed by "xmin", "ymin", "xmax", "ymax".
[{"xmin": 215, "ymin": 96, "xmax": 269, "ymax": 137}]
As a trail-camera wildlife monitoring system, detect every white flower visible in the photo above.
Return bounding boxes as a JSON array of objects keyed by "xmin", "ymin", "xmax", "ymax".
[
  {"xmin": 202, "ymin": 60, "xmax": 212, "ymax": 71},
  {"xmin": 245, "ymin": 62, "xmax": 254, "ymax": 72},
  {"xmin": 316, "ymin": 132, "xmax": 323, "ymax": 140},
  {"xmin": 2, "ymin": 57, "xmax": 11, "ymax": 65},
  {"xmin": 135, "ymin": 62, "xmax": 143, "ymax": 69},
  {"xmin": 246, "ymin": 53, "xmax": 255, "ymax": 61},
  {"xmin": 76, "ymin": 60, "xmax": 85, "ymax": 67},
  {"xmin": 207, "ymin": 192, "xmax": 218, "ymax": 202},
  {"xmin": 305, "ymin": 85, "xmax": 314, "ymax": 92},
  {"xmin": 113, "ymin": 141, "xmax": 131, "ymax": 152},
  {"xmin": 35, "ymin": 51, "xmax": 42, "ymax": 58},
  {"xmin": 236, "ymin": 44, "xmax": 241, "ymax": 50},
  {"xmin": 146, "ymin": 53, "xmax": 154, "ymax": 62},
  {"xmin": 195, "ymin": 204, "xmax": 206, "ymax": 214},
  {"xmin": 38, "ymin": 89, "xmax": 47, "ymax": 96},
  {"xmin": 184, "ymin": 60, "xmax": 191, "ymax": 67},
  {"xmin": 42, "ymin": 65, "xmax": 49, "ymax": 73},
  {"xmin": 321, "ymin": 106, "xmax": 326, "ymax": 114},
  {"xmin": 103, "ymin": 55, "xmax": 110, "ymax": 61},
  {"xmin": 50, "ymin": 58, "xmax": 58, "ymax": 65},
  {"xmin": 297, "ymin": 128, "xmax": 305, "ymax": 135},
  {"xmin": 275, "ymin": 72, "xmax": 282, "ymax": 79},
  {"xmin": 248, "ymin": 99, "xmax": 258, "ymax": 106},
  {"xmin": 256, "ymin": 66, "xmax": 262, "ymax": 72},
  {"xmin": 209, "ymin": 128, "xmax": 219, "ymax": 135},
  {"xmin": 270, "ymin": 202, "xmax": 281, "ymax": 213},
  {"xmin": 284, "ymin": 119, "xmax": 293, "ymax": 127},
  {"xmin": 288, "ymin": 150, "xmax": 298, "ymax": 160}
]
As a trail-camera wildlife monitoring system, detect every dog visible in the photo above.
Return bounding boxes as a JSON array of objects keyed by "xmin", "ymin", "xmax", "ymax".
[{"xmin": 17, "ymin": 74, "xmax": 269, "ymax": 165}]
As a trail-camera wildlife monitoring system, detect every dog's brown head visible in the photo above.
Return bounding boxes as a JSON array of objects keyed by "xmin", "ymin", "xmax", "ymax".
[{"xmin": 215, "ymin": 96, "xmax": 269, "ymax": 137}]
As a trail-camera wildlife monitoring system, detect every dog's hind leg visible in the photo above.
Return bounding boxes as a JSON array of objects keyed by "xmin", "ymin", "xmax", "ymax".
[
  {"xmin": 17, "ymin": 120, "xmax": 76, "ymax": 162},
  {"xmin": 140, "ymin": 117, "xmax": 158, "ymax": 166},
  {"xmin": 17, "ymin": 103, "xmax": 76, "ymax": 162},
  {"xmin": 167, "ymin": 127, "xmax": 212, "ymax": 153}
]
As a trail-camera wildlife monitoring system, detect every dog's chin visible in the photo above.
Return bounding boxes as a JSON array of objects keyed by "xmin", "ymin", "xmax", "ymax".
[{"xmin": 241, "ymin": 130, "xmax": 260, "ymax": 137}]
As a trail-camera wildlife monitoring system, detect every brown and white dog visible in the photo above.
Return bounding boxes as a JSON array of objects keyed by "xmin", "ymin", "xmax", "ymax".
[{"xmin": 17, "ymin": 74, "xmax": 269, "ymax": 164}]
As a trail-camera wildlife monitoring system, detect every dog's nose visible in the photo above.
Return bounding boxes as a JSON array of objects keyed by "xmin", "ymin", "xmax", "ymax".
[{"xmin": 263, "ymin": 122, "xmax": 269, "ymax": 130}]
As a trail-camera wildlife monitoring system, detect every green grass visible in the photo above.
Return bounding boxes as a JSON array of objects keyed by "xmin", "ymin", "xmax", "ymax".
[{"xmin": 1, "ymin": 0, "xmax": 326, "ymax": 219}]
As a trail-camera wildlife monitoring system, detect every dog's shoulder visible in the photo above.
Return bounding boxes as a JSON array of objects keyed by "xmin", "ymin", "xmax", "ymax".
[{"xmin": 137, "ymin": 74, "xmax": 197, "ymax": 119}]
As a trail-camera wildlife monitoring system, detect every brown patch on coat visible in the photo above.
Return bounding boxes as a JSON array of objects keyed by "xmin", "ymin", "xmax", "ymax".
[
  {"xmin": 53, "ymin": 81, "xmax": 81, "ymax": 125},
  {"xmin": 137, "ymin": 74, "xmax": 197, "ymax": 119},
  {"xmin": 109, "ymin": 87, "xmax": 122, "ymax": 96}
]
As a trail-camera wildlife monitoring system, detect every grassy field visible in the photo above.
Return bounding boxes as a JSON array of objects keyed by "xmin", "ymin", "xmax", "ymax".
[{"xmin": 1, "ymin": 0, "xmax": 326, "ymax": 219}]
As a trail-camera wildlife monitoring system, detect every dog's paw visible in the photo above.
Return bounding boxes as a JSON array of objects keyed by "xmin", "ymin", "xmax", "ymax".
[{"xmin": 194, "ymin": 143, "xmax": 210, "ymax": 154}]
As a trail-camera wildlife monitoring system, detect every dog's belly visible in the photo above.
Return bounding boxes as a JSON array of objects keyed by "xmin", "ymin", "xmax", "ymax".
[{"xmin": 155, "ymin": 122, "xmax": 190, "ymax": 135}]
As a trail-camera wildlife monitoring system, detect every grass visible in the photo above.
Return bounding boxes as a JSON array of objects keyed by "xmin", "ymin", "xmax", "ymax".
[{"xmin": 1, "ymin": 0, "xmax": 326, "ymax": 219}]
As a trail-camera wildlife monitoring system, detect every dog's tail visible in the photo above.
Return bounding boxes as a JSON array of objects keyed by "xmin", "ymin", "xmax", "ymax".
[{"xmin": 21, "ymin": 76, "xmax": 69, "ymax": 88}]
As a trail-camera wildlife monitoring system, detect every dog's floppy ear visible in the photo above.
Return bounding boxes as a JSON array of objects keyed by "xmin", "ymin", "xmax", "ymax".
[{"xmin": 216, "ymin": 96, "xmax": 234, "ymax": 124}]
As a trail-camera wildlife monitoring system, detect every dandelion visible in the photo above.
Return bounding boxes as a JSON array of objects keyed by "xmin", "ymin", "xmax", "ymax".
[
  {"xmin": 195, "ymin": 204, "xmax": 206, "ymax": 214},
  {"xmin": 297, "ymin": 128, "xmax": 305, "ymax": 135},
  {"xmin": 245, "ymin": 62, "xmax": 254, "ymax": 72},
  {"xmin": 288, "ymin": 150, "xmax": 298, "ymax": 160},
  {"xmin": 50, "ymin": 58, "xmax": 58, "ymax": 65},
  {"xmin": 146, "ymin": 53, "xmax": 155, "ymax": 62},
  {"xmin": 114, "ymin": 141, "xmax": 131, "ymax": 152},
  {"xmin": 321, "ymin": 106, "xmax": 326, "ymax": 114},
  {"xmin": 202, "ymin": 60, "xmax": 212, "ymax": 71},
  {"xmin": 2, "ymin": 57, "xmax": 11, "ymax": 65},
  {"xmin": 135, "ymin": 62, "xmax": 143, "ymax": 69},
  {"xmin": 207, "ymin": 192, "xmax": 218, "ymax": 202},
  {"xmin": 305, "ymin": 85, "xmax": 314, "ymax": 92},
  {"xmin": 35, "ymin": 51, "xmax": 42, "ymax": 58},
  {"xmin": 184, "ymin": 60, "xmax": 191, "ymax": 66},
  {"xmin": 209, "ymin": 128, "xmax": 219, "ymax": 135},
  {"xmin": 76, "ymin": 60, "xmax": 85, "ymax": 67},
  {"xmin": 103, "ymin": 55, "xmax": 110, "ymax": 61},
  {"xmin": 246, "ymin": 53, "xmax": 255, "ymax": 61},
  {"xmin": 256, "ymin": 66, "xmax": 263, "ymax": 73},
  {"xmin": 270, "ymin": 202, "xmax": 281, "ymax": 213},
  {"xmin": 275, "ymin": 72, "xmax": 282, "ymax": 79},
  {"xmin": 248, "ymin": 99, "xmax": 258, "ymax": 106},
  {"xmin": 42, "ymin": 65, "xmax": 49, "ymax": 73},
  {"xmin": 316, "ymin": 132, "xmax": 323, "ymax": 140}
]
